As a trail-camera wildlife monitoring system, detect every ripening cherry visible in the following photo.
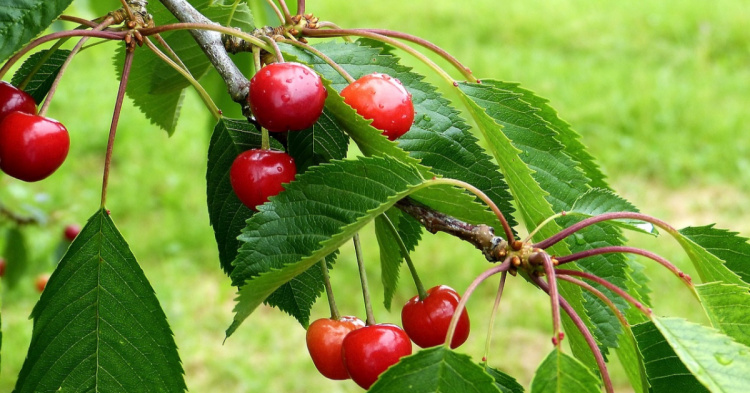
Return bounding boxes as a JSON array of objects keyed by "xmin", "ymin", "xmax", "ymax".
[
  {"xmin": 341, "ymin": 323, "xmax": 413, "ymax": 389},
  {"xmin": 340, "ymin": 73, "xmax": 414, "ymax": 140},
  {"xmin": 64, "ymin": 224, "xmax": 81, "ymax": 242},
  {"xmin": 230, "ymin": 149, "xmax": 296, "ymax": 210},
  {"xmin": 401, "ymin": 285, "xmax": 470, "ymax": 349},
  {"xmin": 248, "ymin": 62, "xmax": 327, "ymax": 132},
  {"xmin": 0, "ymin": 111, "xmax": 69, "ymax": 182},
  {"xmin": 0, "ymin": 257, "xmax": 5, "ymax": 277},
  {"xmin": 306, "ymin": 316, "xmax": 365, "ymax": 380},
  {"xmin": 35, "ymin": 273, "xmax": 50, "ymax": 292},
  {"xmin": 0, "ymin": 81, "xmax": 37, "ymax": 122}
]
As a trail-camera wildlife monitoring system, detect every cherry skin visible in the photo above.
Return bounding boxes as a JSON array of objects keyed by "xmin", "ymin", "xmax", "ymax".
[
  {"xmin": 64, "ymin": 224, "xmax": 81, "ymax": 242},
  {"xmin": 341, "ymin": 323, "xmax": 413, "ymax": 389},
  {"xmin": 248, "ymin": 62, "xmax": 327, "ymax": 132},
  {"xmin": 0, "ymin": 81, "xmax": 37, "ymax": 122},
  {"xmin": 0, "ymin": 257, "xmax": 5, "ymax": 277},
  {"xmin": 340, "ymin": 73, "xmax": 415, "ymax": 140},
  {"xmin": 306, "ymin": 316, "xmax": 365, "ymax": 380},
  {"xmin": 35, "ymin": 273, "xmax": 50, "ymax": 292},
  {"xmin": 230, "ymin": 149, "xmax": 296, "ymax": 211},
  {"xmin": 0, "ymin": 112, "xmax": 69, "ymax": 182},
  {"xmin": 401, "ymin": 285, "xmax": 470, "ymax": 349}
]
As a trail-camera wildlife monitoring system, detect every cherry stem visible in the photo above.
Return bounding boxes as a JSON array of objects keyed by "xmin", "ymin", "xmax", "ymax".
[
  {"xmin": 319, "ymin": 259, "xmax": 340, "ymax": 320},
  {"xmin": 297, "ymin": 0, "xmax": 305, "ymax": 15},
  {"xmin": 541, "ymin": 253, "xmax": 563, "ymax": 348},
  {"xmin": 556, "ymin": 269, "xmax": 654, "ymax": 318},
  {"xmin": 316, "ymin": 22, "xmax": 353, "ymax": 42},
  {"xmin": 39, "ymin": 18, "xmax": 115, "ymax": 117},
  {"xmin": 556, "ymin": 245, "xmax": 694, "ymax": 290},
  {"xmin": 261, "ymin": 128, "xmax": 270, "ymax": 150},
  {"xmin": 430, "ymin": 178, "xmax": 515, "ymax": 243},
  {"xmin": 523, "ymin": 211, "xmax": 566, "ymax": 244},
  {"xmin": 380, "ymin": 213, "xmax": 427, "ymax": 299},
  {"xmin": 153, "ymin": 33, "xmax": 191, "ymax": 72},
  {"xmin": 483, "ymin": 270, "xmax": 508, "ymax": 365},
  {"xmin": 261, "ymin": 36, "xmax": 285, "ymax": 63},
  {"xmin": 265, "ymin": 0, "xmax": 286, "ymax": 25},
  {"xmin": 252, "ymin": 45, "xmax": 262, "ymax": 73},
  {"xmin": 144, "ymin": 37, "xmax": 221, "ymax": 120},
  {"xmin": 302, "ymin": 28, "xmax": 457, "ymax": 86},
  {"xmin": 275, "ymin": 0, "xmax": 293, "ymax": 24},
  {"xmin": 557, "ymin": 275, "xmax": 632, "ymax": 329},
  {"xmin": 0, "ymin": 204, "xmax": 41, "ymax": 226},
  {"xmin": 138, "ymin": 23, "xmax": 270, "ymax": 52},
  {"xmin": 533, "ymin": 276, "xmax": 614, "ymax": 393},
  {"xmin": 278, "ymin": 38, "xmax": 355, "ymax": 83},
  {"xmin": 0, "ymin": 30, "xmax": 125, "ymax": 80},
  {"xmin": 118, "ymin": 0, "xmax": 137, "ymax": 23},
  {"xmin": 59, "ymin": 15, "xmax": 100, "ymax": 28},
  {"xmin": 101, "ymin": 45, "xmax": 135, "ymax": 208},
  {"xmin": 353, "ymin": 233, "xmax": 375, "ymax": 325},
  {"xmin": 445, "ymin": 258, "xmax": 512, "ymax": 348},
  {"xmin": 533, "ymin": 212, "xmax": 677, "ymax": 250}
]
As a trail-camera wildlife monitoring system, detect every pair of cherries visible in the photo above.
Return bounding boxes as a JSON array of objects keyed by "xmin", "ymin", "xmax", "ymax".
[
  {"xmin": 230, "ymin": 62, "xmax": 415, "ymax": 211},
  {"xmin": 0, "ymin": 81, "xmax": 69, "ymax": 182},
  {"xmin": 306, "ymin": 285, "xmax": 470, "ymax": 389}
]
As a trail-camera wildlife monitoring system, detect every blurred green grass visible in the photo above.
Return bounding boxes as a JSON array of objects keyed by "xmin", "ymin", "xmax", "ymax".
[{"xmin": 1, "ymin": 0, "xmax": 749, "ymax": 391}]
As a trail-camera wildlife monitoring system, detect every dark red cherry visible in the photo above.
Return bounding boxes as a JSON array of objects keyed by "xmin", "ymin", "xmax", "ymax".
[
  {"xmin": 229, "ymin": 149, "xmax": 296, "ymax": 210},
  {"xmin": 0, "ymin": 81, "xmax": 37, "ymax": 122},
  {"xmin": 0, "ymin": 112, "xmax": 69, "ymax": 182},
  {"xmin": 341, "ymin": 323, "xmax": 412, "ymax": 389},
  {"xmin": 401, "ymin": 285, "xmax": 470, "ymax": 349}
]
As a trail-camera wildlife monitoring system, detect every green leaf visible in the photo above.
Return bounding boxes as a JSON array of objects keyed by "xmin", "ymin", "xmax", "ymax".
[
  {"xmin": 206, "ymin": 117, "xmax": 282, "ymax": 274},
  {"xmin": 529, "ymin": 349, "xmax": 601, "ymax": 393},
  {"xmin": 3, "ymin": 226, "xmax": 28, "ymax": 289},
  {"xmin": 368, "ymin": 347, "xmax": 502, "ymax": 393},
  {"xmin": 674, "ymin": 226, "xmax": 747, "ymax": 287},
  {"xmin": 287, "ymin": 108, "xmax": 350, "ymax": 173},
  {"xmin": 679, "ymin": 225, "xmax": 750, "ymax": 285},
  {"xmin": 13, "ymin": 209, "xmax": 185, "ymax": 392},
  {"xmin": 10, "ymin": 49, "xmax": 71, "ymax": 104},
  {"xmin": 484, "ymin": 366, "xmax": 525, "ymax": 393},
  {"xmin": 632, "ymin": 320, "xmax": 707, "ymax": 393},
  {"xmin": 282, "ymin": 41, "xmax": 517, "ymax": 232},
  {"xmin": 614, "ymin": 325, "xmax": 649, "ymax": 393},
  {"xmin": 119, "ymin": 0, "xmax": 254, "ymax": 134},
  {"xmin": 227, "ymin": 155, "xmax": 498, "ymax": 335},
  {"xmin": 0, "ymin": 0, "xmax": 74, "ymax": 62},
  {"xmin": 374, "ymin": 208, "xmax": 422, "ymax": 310},
  {"xmin": 696, "ymin": 282, "xmax": 750, "ymax": 347},
  {"xmin": 569, "ymin": 188, "xmax": 657, "ymax": 235}
]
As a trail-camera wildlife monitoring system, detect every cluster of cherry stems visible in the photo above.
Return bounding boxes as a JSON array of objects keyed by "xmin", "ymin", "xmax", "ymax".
[{"xmin": 0, "ymin": 0, "xmax": 697, "ymax": 391}]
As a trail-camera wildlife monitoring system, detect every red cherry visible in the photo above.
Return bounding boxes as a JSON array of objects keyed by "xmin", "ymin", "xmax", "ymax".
[
  {"xmin": 340, "ymin": 73, "xmax": 415, "ymax": 140},
  {"xmin": 401, "ymin": 285, "xmax": 470, "ymax": 349},
  {"xmin": 306, "ymin": 316, "xmax": 365, "ymax": 380},
  {"xmin": 229, "ymin": 149, "xmax": 296, "ymax": 211},
  {"xmin": 64, "ymin": 224, "xmax": 81, "ymax": 242},
  {"xmin": 0, "ymin": 112, "xmax": 69, "ymax": 182},
  {"xmin": 0, "ymin": 257, "xmax": 5, "ymax": 277},
  {"xmin": 35, "ymin": 273, "xmax": 50, "ymax": 292},
  {"xmin": 0, "ymin": 81, "xmax": 37, "ymax": 122},
  {"xmin": 248, "ymin": 62, "xmax": 327, "ymax": 132},
  {"xmin": 341, "ymin": 323, "xmax": 413, "ymax": 389}
]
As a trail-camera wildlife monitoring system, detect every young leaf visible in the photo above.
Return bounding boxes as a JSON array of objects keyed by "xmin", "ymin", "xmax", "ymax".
[
  {"xmin": 484, "ymin": 366, "xmax": 525, "ymax": 393},
  {"xmin": 10, "ymin": 49, "xmax": 71, "ymax": 104},
  {"xmin": 674, "ymin": 226, "xmax": 747, "ymax": 287},
  {"xmin": 0, "ymin": 0, "xmax": 74, "ymax": 62},
  {"xmin": 632, "ymin": 320, "xmax": 707, "ymax": 393},
  {"xmin": 696, "ymin": 282, "xmax": 750, "ymax": 347},
  {"xmin": 3, "ymin": 226, "xmax": 28, "ymax": 289},
  {"xmin": 679, "ymin": 225, "xmax": 750, "ymax": 285},
  {"xmin": 13, "ymin": 209, "xmax": 185, "ymax": 392},
  {"xmin": 206, "ymin": 117, "xmax": 283, "ymax": 274},
  {"xmin": 227, "ymin": 156, "xmax": 502, "ymax": 335},
  {"xmin": 529, "ymin": 349, "xmax": 601, "ymax": 393},
  {"xmin": 282, "ymin": 41, "xmax": 517, "ymax": 231},
  {"xmin": 368, "ymin": 347, "xmax": 502, "ymax": 393}
]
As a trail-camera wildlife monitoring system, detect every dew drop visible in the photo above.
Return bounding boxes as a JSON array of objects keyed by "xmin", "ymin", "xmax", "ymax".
[
  {"xmin": 286, "ymin": 78, "xmax": 294, "ymax": 83},
  {"xmin": 714, "ymin": 353, "xmax": 733, "ymax": 366},
  {"xmin": 378, "ymin": 104, "xmax": 385, "ymax": 109},
  {"xmin": 573, "ymin": 233, "xmax": 585, "ymax": 245},
  {"xmin": 281, "ymin": 94, "xmax": 291, "ymax": 102},
  {"xmin": 423, "ymin": 115, "xmax": 431, "ymax": 122},
  {"xmin": 264, "ymin": 70, "xmax": 271, "ymax": 77},
  {"xmin": 276, "ymin": 165, "xmax": 284, "ymax": 173}
]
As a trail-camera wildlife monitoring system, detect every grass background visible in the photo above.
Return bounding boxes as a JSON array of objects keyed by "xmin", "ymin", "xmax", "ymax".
[{"xmin": 1, "ymin": 0, "xmax": 749, "ymax": 391}]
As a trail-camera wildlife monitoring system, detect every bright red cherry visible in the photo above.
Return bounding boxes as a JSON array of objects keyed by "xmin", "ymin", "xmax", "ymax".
[
  {"xmin": 0, "ymin": 112, "xmax": 69, "ymax": 182},
  {"xmin": 0, "ymin": 81, "xmax": 37, "ymax": 122},
  {"xmin": 306, "ymin": 316, "xmax": 365, "ymax": 380},
  {"xmin": 340, "ymin": 73, "xmax": 414, "ymax": 140},
  {"xmin": 0, "ymin": 257, "xmax": 5, "ymax": 277},
  {"xmin": 64, "ymin": 224, "xmax": 81, "ymax": 242},
  {"xmin": 341, "ymin": 323, "xmax": 413, "ymax": 389},
  {"xmin": 230, "ymin": 149, "xmax": 296, "ymax": 210},
  {"xmin": 35, "ymin": 273, "xmax": 50, "ymax": 292},
  {"xmin": 401, "ymin": 285, "xmax": 470, "ymax": 349},
  {"xmin": 248, "ymin": 62, "xmax": 327, "ymax": 132}
]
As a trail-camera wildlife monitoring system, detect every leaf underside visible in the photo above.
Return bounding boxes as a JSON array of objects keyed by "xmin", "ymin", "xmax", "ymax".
[{"xmin": 0, "ymin": 0, "xmax": 74, "ymax": 62}]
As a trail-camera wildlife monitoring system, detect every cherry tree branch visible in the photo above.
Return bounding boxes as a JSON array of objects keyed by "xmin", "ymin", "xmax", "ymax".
[{"xmin": 159, "ymin": 0, "xmax": 249, "ymax": 109}]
